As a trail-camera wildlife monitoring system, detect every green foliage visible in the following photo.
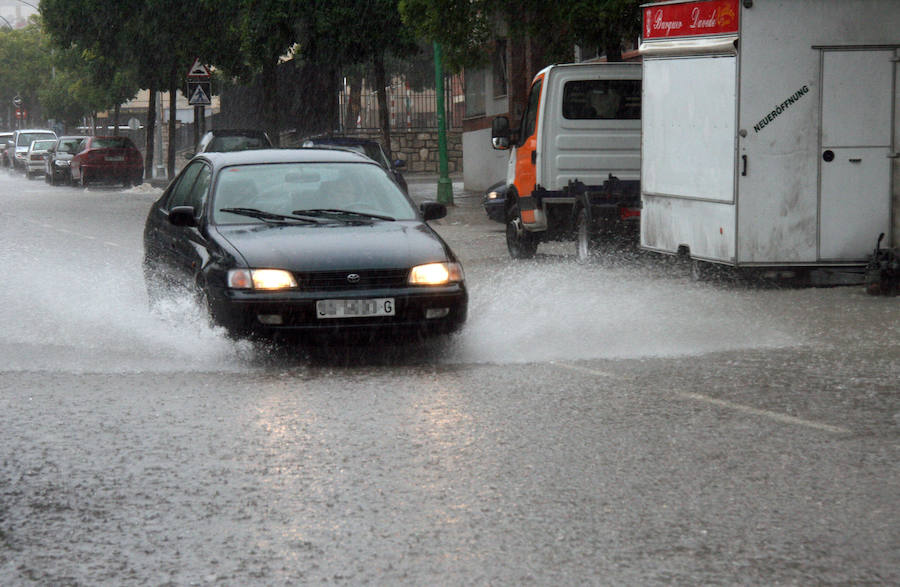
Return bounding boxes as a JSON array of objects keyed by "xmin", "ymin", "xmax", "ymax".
[{"xmin": 0, "ymin": 24, "xmax": 54, "ymax": 124}]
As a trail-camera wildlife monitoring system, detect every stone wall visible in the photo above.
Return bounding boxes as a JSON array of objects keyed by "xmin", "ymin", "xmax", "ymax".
[{"xmin": 287, "ymin": 129, "xmax": 462, "ymax": 174}]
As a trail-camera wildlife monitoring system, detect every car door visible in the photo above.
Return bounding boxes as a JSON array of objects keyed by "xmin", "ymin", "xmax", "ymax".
[{"xmin": 146, "ymin": 160, "xmax": 212, "ymax": 292}]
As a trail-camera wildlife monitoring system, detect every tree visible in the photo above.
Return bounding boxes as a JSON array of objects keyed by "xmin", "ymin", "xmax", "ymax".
[
  {"xmin": 0, "ymin": 23, "xmax": 54, "ymax": 127},
  {"xmin": 299, "ymin": 0, "xmax": 419, "ymax": 158}
]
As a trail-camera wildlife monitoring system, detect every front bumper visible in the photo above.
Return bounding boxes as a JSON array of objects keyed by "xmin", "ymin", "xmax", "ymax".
[{"xmin": 207, "ymin": 285, "xmax": 468, "ymax": 339}]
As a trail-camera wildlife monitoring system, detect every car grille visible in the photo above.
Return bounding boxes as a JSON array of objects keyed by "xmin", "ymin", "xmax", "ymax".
[{"xmin": 297, "ymin": 269, "xmax": 409, "ymax": 291}]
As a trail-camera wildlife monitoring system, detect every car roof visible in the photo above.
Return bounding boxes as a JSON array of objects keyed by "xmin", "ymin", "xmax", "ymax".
[
  {"xmin": 15, "ymin": 129, "xmax": 56, "ymax": 134},
  {"xmin": 197, "ymin": 148, "xmax": 378, "ymax": 167},
  {"xmin": 305, "ymin": 136, "xmax": 382, "ymax": 148},
  {"xmin": 204, "ymin": 129, "xmax": 269, "ymax": 137}
]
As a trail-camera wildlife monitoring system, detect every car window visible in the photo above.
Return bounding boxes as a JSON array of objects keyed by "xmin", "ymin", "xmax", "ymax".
[
  {"xmin": 59, "ymin": 139, "xmax": 83, "ymax": 153},
  {"xmin": 212, "ymin": 162, "xmax": 417, "ymax": 224},
  {"xmin": 166, "ymin": 161, "xmax": 206, "ymax": 210},
  {"xmin": 186, "ymin": 165, "xmax": 212, "ymax": 214},
  {"xmin": 32, "ymin": 140, "xmax": 56, "ymax": 150},
  {"xmin": 92, "ymin": 137, "xmax": 135, "ymax": 149},
  {"xmin": 208, "ymin": 135, "xmax": 268, "ymax": 152}
]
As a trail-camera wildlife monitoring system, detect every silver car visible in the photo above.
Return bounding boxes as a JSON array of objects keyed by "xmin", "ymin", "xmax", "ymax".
[
  {"xmin": 25, "ymin": 138, "xmax": 58, "ymax": 179},
  {"xmin": 11, "ymin": 129, "xmax": 57, "ymax": 172}
]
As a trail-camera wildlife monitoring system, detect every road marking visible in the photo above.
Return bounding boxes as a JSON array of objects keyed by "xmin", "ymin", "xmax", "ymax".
[
  {"xmin": 675, "ymin": 391, "xmax": 850, "ymax": 434},
  {"xmin": 552, "ymin": 361, "xmax": 850, "ymax": 434}
]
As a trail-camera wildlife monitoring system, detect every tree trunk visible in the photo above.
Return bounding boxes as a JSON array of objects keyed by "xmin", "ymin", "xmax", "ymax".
[
  {"xmin": 144, "ymin": 85, "xmax": 156, "ymax": 180},
  {"xmin": 261, "ymin": 60, "xmax": 278, "ymax": 146},
  {"xmin": 373, "ymin": 53, "xmax": 391, "ymax": 160},
  {"xmin": 168, "ymin": 67, "xmax": 177, "ymax": 179},
  {"xmin": 113, "ymin": 103, "xmax": 121, "ymax": 136},
  {"xmin": 348, "ymin": 74, "xmax": 362, "ymax": 130}
]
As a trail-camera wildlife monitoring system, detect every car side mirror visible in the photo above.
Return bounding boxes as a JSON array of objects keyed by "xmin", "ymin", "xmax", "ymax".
[
  {"xmin": 393, "ymin": 159, "xmax": 406, "ymax": 169},
  {"xmin": 492, "ymin": 116, "xmax": 514, "ymax": 150},
  {"xmin": 420, "ymin": 201, "xmax": 447, "ymax": 221},
  {"xmin": 168, "ymin": 206, "xmax": 198, "ymax": 227}
]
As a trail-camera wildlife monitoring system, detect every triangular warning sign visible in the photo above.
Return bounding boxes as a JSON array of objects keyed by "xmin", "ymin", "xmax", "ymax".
[
  {"xmin": 187, "ymin": 57, "xmax": 211, "ymax": 78},
  {"xmin": 189, "ymin": 84, "xmax": 211, "ymax": 105}
]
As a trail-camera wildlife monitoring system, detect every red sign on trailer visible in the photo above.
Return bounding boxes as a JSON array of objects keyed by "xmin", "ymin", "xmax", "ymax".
[{"xmin": 643, "ymin": 0, "xmax": 739, "ymax": 39}]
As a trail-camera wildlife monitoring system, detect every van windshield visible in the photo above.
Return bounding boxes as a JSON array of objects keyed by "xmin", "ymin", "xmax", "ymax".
[{"xmin": 17, "ymin": 132, "xmax": 55, "ymax": 147}]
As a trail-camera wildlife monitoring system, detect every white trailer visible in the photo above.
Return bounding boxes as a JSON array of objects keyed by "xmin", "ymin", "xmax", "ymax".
[{"xmin": 639, "ymin": 0, "xmax": 900, "ymax": 279}]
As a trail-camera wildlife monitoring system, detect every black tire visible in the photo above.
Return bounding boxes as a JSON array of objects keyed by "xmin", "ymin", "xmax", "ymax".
[
  {"xmin": 575, "ymin": 206, "xmax": 595, "ymax": 264},
  {"xmin": 506, "ymin": 199, "xmax": 538, "ymax": 259}
]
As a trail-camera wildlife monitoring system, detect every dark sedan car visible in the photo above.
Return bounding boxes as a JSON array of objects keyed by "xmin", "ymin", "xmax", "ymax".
[
  {"xmin": 143, "ymin": 148, "xmax": 467, "ymax": 340},
  {"xmin": 70, "ymin": 135, "xmax": 144, "ymax": 186},
  {"xmin": 44, "ymin": 135, "xmax": 88, "ymax": 185},
  {"xmin": 185, "ymin": 129, "xmax": 273, "ymax": 158},
  {"xmin": 302, "ymin": 136, "xmax": 408, "ymax": 194},
  {"xmin": 482, "ymin": 181, "xmax": 508, "ymax": 223}
]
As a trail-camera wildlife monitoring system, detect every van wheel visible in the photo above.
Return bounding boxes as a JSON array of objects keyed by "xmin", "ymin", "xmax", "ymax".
[
  {"xmin": 691, "ymin": 259, "xmax": 716, "ymax": 282},
  {"xmin": 506, "ymin": 201, "xmax": 538, "ymax": 259},
  {"xmin": 575, "ymin": 207, "xmax": 595, "ymax": 264}
]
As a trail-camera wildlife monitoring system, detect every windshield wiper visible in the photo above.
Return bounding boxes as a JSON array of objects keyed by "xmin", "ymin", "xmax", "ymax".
[
  {"xmin": 292, "ymin": 208, "xmax": 396, "ymax": 222},
  {"xmin": 219, "ymin": 207, "xmax": 324, "ymax": 224}
]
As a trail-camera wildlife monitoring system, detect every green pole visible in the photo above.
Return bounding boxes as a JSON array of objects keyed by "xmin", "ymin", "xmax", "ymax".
[{"xmin": 434, "ymin": 42, "xmax": 453, "ymax": 205}]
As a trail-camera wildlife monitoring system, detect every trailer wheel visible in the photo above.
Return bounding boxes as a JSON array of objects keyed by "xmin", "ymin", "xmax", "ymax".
[
  {"xmin": 575, "ymin": 207, "xmax": 595, "ymax": 263},
  {"xmin": 506, "ymin": 201, "xmax": 538, "ymax": 259}
]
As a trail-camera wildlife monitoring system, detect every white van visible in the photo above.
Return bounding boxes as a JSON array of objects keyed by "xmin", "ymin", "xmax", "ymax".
[{"xmin": 491, "ymin": 62, "xmax": 642, "ymax": 260}]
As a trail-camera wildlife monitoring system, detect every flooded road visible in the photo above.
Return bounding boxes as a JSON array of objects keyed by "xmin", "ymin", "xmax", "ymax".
[{"xmin": 1, "ymin": 171, "xmax": 897, "ymax": 584}]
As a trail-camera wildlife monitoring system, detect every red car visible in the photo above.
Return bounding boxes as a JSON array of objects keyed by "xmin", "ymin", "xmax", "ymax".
[{"xmin": 70, "ymin": 136, "xmax": 144, "ymax": 187}]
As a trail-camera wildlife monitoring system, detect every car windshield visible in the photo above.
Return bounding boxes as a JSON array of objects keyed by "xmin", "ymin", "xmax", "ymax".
[
  {"xmin": 212, "ymin": 161, "xmax": 417, "ymax": 225},
  {"xmin": 208, "ymin": 135, "xmax": 268, "ymax": 152},
  {"xmin": 31, "ymin": 140, "xmax": 56, "ymax": 151},
  {"xmin": 58, "ymin": 139, "xmax": 83, "ymax": 153},
  {"xmin": 92, "ymin": 137, "xmax": 134, "ymax": 149},
  {"xmin": 17, "ymin": 132, "xmax": 55, "ymax": 146}
]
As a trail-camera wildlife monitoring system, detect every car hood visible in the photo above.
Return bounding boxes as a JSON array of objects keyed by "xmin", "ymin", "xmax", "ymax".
[{"xmin": 214, "ymin": 220, "xmax": 451, "ymax": 272}]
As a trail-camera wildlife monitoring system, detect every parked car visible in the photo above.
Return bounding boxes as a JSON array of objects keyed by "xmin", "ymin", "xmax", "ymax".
[
  {"xmin": 70, "ymin": 135, "xmax": 144, "ymax": 187},
  {"xmin": 301, "ymin": 136, "xmax": 408, "ymax": 194},
  {"xmin": 24, "ymin": 139, "xmax": 58, "ymax": 179},
  {"xmin": 44, "ymin": 135, "xmax": 88, "ymax": 185},
  {"xmin": 482, "ymin": 181, "xmax": 508, "ymax": 223},
  {"xmin": 184, "ymin": 129, "xmax": 273, "ymax": 158},
  {"xmin": 0, "ymin": 131, "xmax": 13, "ymax": 167},
  {"xmin": 11, "ymin": 129, "xmax": 57, "ymax": 172},
  {"xmin": 143, "ymin": 148, "xmax": 467, "ymax": 341}
]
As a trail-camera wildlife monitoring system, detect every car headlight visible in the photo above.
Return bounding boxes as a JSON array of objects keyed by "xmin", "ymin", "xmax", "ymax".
[
  {"xmin": 228, "ymin": 268, "xmax": 297, "ymax": 290},
  {"xmin": 487, "ymin": 190, "xmax": 501, "ymax": 200},
  {"xmin": 54, "ymin": 160, "xmax": 70, "ymax": 167},
  {"xmin": 408, "ymin": 262, "xmax": 464, "ymax": 285}
]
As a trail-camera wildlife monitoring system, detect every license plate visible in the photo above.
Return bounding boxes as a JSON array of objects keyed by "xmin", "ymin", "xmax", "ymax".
[
  {"xmin": 316, "ymin": 298, "xmax": 395, "ymax": 319},
  {"xmin": 105, "ymin": 156, "xmax": 124, "ymax": 162}
]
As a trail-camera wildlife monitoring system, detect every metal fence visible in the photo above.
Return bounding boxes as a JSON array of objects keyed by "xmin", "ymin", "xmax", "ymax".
[{"xmin": 337, "ymin": 75, "xmax": 464, "ymax": 132}]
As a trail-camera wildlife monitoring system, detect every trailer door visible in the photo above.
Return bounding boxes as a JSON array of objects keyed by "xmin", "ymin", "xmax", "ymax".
[{"xmin": 819, "ymin": 49, "xmax": 894, "ymax": 261}]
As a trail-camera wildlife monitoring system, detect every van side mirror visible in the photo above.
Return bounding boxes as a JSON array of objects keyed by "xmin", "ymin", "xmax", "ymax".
[{"xmin": 491, "ymin": 116, "xmax": 511, "ymax": 150}]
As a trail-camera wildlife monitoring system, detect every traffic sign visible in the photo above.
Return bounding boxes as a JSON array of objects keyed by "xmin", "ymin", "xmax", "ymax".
[
  {"xmin": 187, "ymin": 57, "xmax": 211, "ymax": 78},
  {"xmin": 12, "ymin": 95, "xmax": 22, "ymax": 107},
  {"xmin": 188, "ymin": 80, "xmax": 211, "ymax": 105}
]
